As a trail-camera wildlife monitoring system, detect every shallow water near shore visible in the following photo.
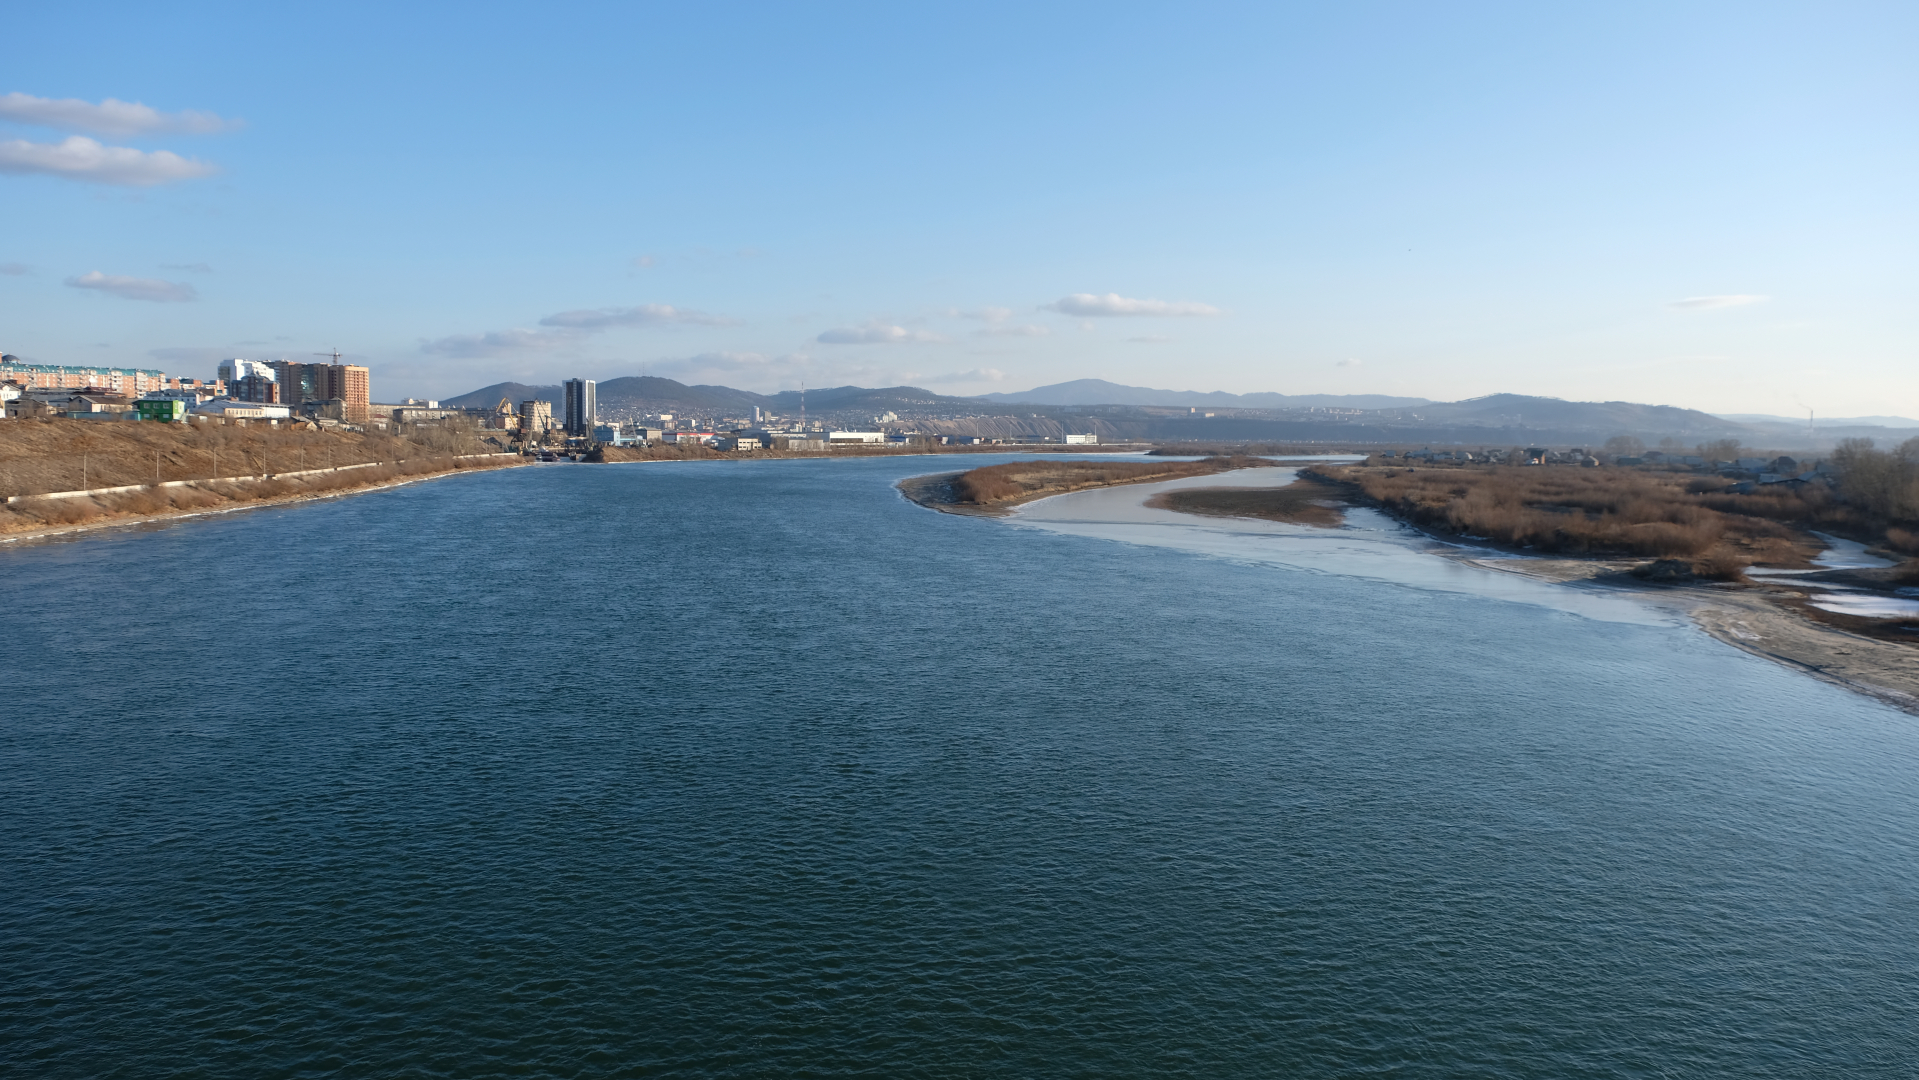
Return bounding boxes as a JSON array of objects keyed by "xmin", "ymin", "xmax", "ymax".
[{"xmin": 4, "ymin": 456, "xmax": 1918, "ymax": 1077}]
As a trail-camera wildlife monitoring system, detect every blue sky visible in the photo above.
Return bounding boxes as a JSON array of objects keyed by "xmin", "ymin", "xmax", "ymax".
[{"xmin": 3, "ymin": 1, "xmax": 1913, "ymax": 416}]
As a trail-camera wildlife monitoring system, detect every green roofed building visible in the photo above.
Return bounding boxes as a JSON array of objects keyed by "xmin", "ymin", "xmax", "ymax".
[{"xmin": 136, "ymin": 399, "xmax": 189, "ymax": 423}]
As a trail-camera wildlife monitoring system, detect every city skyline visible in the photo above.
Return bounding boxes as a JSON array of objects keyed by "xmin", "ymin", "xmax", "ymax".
[{"xmin": 3, "ymin": 2, "xmax": 1914, "ymax": 417}]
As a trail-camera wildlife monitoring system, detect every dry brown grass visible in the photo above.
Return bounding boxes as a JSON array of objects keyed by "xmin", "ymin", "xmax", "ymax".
[
  {"xmin": 952, "ymin": 457, "xmax": 1256, "ymax": 506},
  {"xmin": 1310, "ymin": 463, "xmax": 1830, "ymax": 567},
  {"xmin": 0, "ymin": 415, "xmax": 505, "ymax": 498},
  {"xmin": 0, "ymin": 421, "xmax": 518, "ymax": 535},
  {"xmin": 1148, "ymin": 478, "xmax": 1347, "ymax": 527}
]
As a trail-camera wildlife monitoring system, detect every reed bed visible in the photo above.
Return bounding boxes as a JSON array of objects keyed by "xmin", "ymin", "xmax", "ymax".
[{"xmin": 1311, "ymin": 463, "xmax": 1825, "ymax": 564}]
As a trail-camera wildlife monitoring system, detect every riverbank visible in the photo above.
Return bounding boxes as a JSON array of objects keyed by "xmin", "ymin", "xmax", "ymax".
[
  {"xmin": 0, "ymin": 453, "xmax": 524, "ymax": 545},
  {"xmin": 1266, "ymin": 463, "xmax": 1919, "ymax": 711},
  {"xmin": 1434, "ymin": 552, "xmax": 1919, "ymax": 712},
  {"xmin": 900, "ymin": 456, "xmax": 1270, "ymax": 516}
]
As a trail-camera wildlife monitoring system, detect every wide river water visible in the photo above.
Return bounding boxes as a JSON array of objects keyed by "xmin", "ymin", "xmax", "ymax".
[{"xmin": 4, "ymin": 456, "xmax": 1917, "ymax": 1077}]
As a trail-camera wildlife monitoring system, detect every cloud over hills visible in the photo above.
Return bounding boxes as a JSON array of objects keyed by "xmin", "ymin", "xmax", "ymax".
[
  {"xmin": 539, "ymin": 304, "xmax": 737, "ymax": 329},
  {"xmin": 0, "ymin": 136, "xmax": 217, "ymax": 185},
  {"xmin": 65, "ymin": 270, "xmax": 196, "ymax": 302},
  {"xmin": 420, "ymin": 327, "xmax": 574, "ymax": 357},
  {"xmin": 817, "ymin": 323, "xmax": 945, "ymax": 344},
  {"xmin": 0, "ymin": 92, "xmax": 239, "ymax": 136},
  {"xmin": 1666, "ymin": 295, "xmax": 1767, "ymax": 310},
  {"xmin": 1044, "ymin": 293, "xmax": 1220, "ymax": 317}
]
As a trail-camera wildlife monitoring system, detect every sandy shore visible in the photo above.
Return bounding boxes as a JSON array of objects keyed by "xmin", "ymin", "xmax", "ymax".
[
  {"xmin": 1436, "ymin": 551, "xmax": 1919, "ymax": 712},
  {"xmin": 0, "ymin": 459, "xmax": 527, "ymax": 547},
  {"xmin": 898, "ymin": 460, "xmax": 1280, "ymax": 517}
]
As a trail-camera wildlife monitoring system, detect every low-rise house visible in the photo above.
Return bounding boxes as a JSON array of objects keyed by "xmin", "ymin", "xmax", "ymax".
[
  {"xmin": 66, "ymin": 393, "xmax": 136, "ymax": 418},
  {"xmin": 195, "ymin": 400, "xmax": 292, "ymax": 421}
]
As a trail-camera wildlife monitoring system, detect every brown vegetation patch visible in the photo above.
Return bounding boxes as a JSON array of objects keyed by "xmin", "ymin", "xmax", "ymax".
[
  {"xmin": 0, "ymin": 417, "xmax": 520, "ymax": 537},
  {"xmin": 1309, "ymin": 463, "xmax": 1830, "ymax": 569},
  {"xmin": 1148, "ymin": 478, "xmax": 1347, "ymax": 527},
  {"xmin": 950, "ymin": 456, "xmax": 1263, "ymax": 509},
  {"xmin": 0, "ymin": 415, "xmax": 504, "ymax": 498}
]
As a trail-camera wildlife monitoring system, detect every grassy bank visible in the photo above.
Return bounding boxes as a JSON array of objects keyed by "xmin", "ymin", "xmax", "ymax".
[
  {"xmin": 1, "ymin": 415, "xmax": 506, "ymax": 497},
  {"xmin": 0, "ymin": 417, "xmax": 519, "ymax": 536}
]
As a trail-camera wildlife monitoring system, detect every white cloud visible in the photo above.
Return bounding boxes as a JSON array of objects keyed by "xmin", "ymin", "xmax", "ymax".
[
  {"xmin": 951, "ymin": 306, "xmax": 1012, "ymax": 323},
  {"xmin": 817, "ymin": 322, "xmax": 945, "ymax": 344},
  {"xmin": 0, "ymin": 92, "xmax": 238, "ymax": 136},
  {"xmin": 65, "ymin": 270, "xmax": 196, "ymax": 302},
  {"xmin": 645, "ymin": 351, "xmax": 907, "ymax": 390},
  {"xmin": 539, "ymin": 304, "xmax": 736, "ymax": 329},
  {"xmin": 1044, "ymin": 292, "xmax": 1221, "ymax": 317},
  {"xmin": 420, "ymin": 327, "xmax": 576, "ymax": 357},
  {"xmin": 0, "ymin": 136, "xmax": 217, "ymax": 185},
  {"xmin": 1128, "ymin": 335, "xmax": 1170, "ymax": 344},
  {"xmin": 975, "ymin": 324, "xmax": 1051, "ymax": 338},
  {"xmin": 148, "ymin": 345, "xmax": 238, "ymax": 366},
  {"xmin": 424, "ymin": 302, "xmax": 735, "ymax": 359},
  {"xmin": 1666, "ymin": 294, "xmax": 1767, "ymax": 310},
  {"xmin": 0, "ymin": 262, "xmax": 29, "ymax": 275},
  {"xmin": 1337, "ymin": 358, "xmax": 1362, "ymax": 367},
  {"xmin": 926, "ymin": 367, "xmax": 1007, "ymax": 384},
  {"xmin": 664, "ymin": 350, "xmax": 774, "ymax": 372}
]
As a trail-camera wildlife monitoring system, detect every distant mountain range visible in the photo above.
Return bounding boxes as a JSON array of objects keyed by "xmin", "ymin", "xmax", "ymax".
[
  {"xmin": 438, "ymin": 375, "xmax": 1917, "ymax": 447},
  {"xmin": 975, "ymin": 378, "xmax": 1431, "ymax": 410},
  {"xmin": 442, "ymin": 377, "xmax": 986, "ymax": 416}
]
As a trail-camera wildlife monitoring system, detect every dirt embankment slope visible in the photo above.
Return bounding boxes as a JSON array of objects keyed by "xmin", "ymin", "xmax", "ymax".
[{"xmin": 0, "ymin": 417, "xmax": 522, "ymax": 540}]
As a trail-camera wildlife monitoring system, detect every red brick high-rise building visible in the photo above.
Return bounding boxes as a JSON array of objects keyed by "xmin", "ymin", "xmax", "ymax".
[{"xmin": 274, "ymin": 361, "xmax": 370, "ymax": 423}]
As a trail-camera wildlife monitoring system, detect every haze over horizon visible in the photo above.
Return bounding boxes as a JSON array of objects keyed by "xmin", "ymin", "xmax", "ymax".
[{"xmin": 4, "ymin": 2, "xmax": 1914, "ymax": 418}]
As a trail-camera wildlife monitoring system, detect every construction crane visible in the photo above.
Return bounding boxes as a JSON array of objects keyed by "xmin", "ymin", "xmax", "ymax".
[{"xmin": 314, "ymin": 349, "xmax": 343, "ymax": 364}]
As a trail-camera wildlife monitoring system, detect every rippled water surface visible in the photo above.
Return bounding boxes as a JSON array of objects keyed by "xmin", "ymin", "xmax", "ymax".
[{"xmin": 4, "ymin": 457, "xmax": 1918, "ymax": 1077}]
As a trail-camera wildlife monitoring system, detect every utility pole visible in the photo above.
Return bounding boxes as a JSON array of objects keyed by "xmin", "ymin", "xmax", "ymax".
[{"xmin": 81, "ymin": 453, "xmax": 87, "ymax": 490}]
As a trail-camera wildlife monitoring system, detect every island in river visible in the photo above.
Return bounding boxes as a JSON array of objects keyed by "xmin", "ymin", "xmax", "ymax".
[{"xmin": 898, "ymin": 455, "xmax": 1271, "ymax": 516}]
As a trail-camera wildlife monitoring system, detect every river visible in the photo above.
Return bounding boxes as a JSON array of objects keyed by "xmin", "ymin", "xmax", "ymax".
[{"xmin": 3, "ymin": 456, "xmax": 1916, "ymax": 1077}]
